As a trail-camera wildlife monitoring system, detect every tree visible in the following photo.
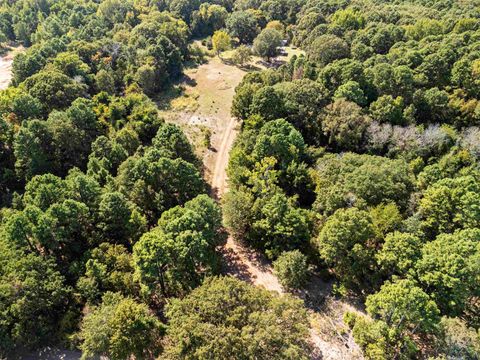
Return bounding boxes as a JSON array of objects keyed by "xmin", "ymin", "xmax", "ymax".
[
  {"xmin": 307, "ymin": 35, "xmax": 349, "ymax": 65},
  {"xmin": 415, "ymin": 229, "xmax": 480, "ymax": 316},
  {"xmin": 13, "ymin": 120, "xmax": 54, "ymax": 180},
  {"xmin": 366, "ymin": 278, "xmax": 440, "ymax": 333},
  {"xmin": 7, "ymin": 91, "xmax": 42, "ymax": 121},
  {"xmin": 330, "ymin": 8, "xmax": 365, "ymax": 31},
  {"xmin": 274, "ymin": 79, "xmax": 329, "ymax": 145},
  {"xmin": 164, "ymin": 276, "xmax": 312, "ymax": 359},
  {"xmin": 273, "ymin": 250, "xmax": 309, "ymax": 290},
  {"xmin": 436, "ymin": 317, "xmax": 480, "ymax": 359},
  {"xmin": 96, "ymin": 192, "xmax": 146, "ymax": 246},
  {"xmin": 226, "ymin": 11, "xmax": 259, "ymax": 44},
  {"xmin": 51, "ymin": 52, "xmax": 91, "ymax": 79},
  {"xmin": 405, "ymin": 18, "xmax": 444, "ymax": 40},
  {"xmin": 0, "ymin": 252, "xmax": 70, "ymax": 354},
  {"xmin": 116, "ymin": 155, "xmax": 206, "ymax": 224},
  {"xmin": 231, "ymin": 44, "xmax": 252, "ymax": 67},
  {"xmin": 250, "ymin": 191, "xmax": 311, "ymax": 259},
  {"xmin": 362, "ymin": 278, "xmax": 440, "ymax": 357},
  {"xmin": 252, "ymin": 119, "xmax": 305, "ymax": 170},
  {"xmin": 334, "ymin": 81, "xmax": 367, "ymax": 106},
  {"xmin": 134, "ymin": 64, "xmax": 158, "ymax": 96},
  {"xmin": 369, "ymin": 95, "xmax": 405, "ymax": 125},
  {"xmin": 168, "ymin": 0, "xmax": 200, "ymax": 23},
  {"xmin": 253, "ymin": 28, "xmax": 282, "ymax": 62},
  {"xmin": 95, "ymin": 69, "xmax": 115, "ymax": 94},
  {"xmin": 315, "ymin": 207, "xmax": 376, "ymax": 288},
  {"xmin": 152, "ymin": 123, "xmax": 197, "ymax": 165},
  {"xmin": 313, "ymin": 153, "xmax": 414, "ymax": 215},
  {"xmin": 79, "ymin": 292, "xmax": 163, "ymax": 360},
  {"xmin": 418, "ymin": 175, "xmax": 480, "ymax": 238},
  {"xmin": 250, "ymin": 86, "xmax": 285, "ymax": 121},
  {"xmin": 22, "ymin": 68, "xmax": 88, "ymax": 113},
  {"xmin": 376, "ymin": 232, "xmax": 422, "ymax": 277},
  {"xmin": 367, "ymin": 64, "xmax": 414, "ymax": 100},
  {"xmin": 222, "ymin": 188, "xmax": 254, "ymax": 239},
  {"xmin": 191, "ymin": 3, "xmax": 228, "ymax": 37},
  {"xmin": 212, "ymin": 30, "xmax": 231, "ymax": 57},
  {"xmin": 321, "ymin": 99, "xmax": 371, "ymax": 151},
  {"xmin": 133, "ymin": 195, "xmax": 222, "ymax": 297},
  {"xmin": 77, "ymin": 243, "xmax": 137, "ymax": 303},
  {"xmin": 266, "ymin": 20, "xmax": 285, "ymax": 35}
]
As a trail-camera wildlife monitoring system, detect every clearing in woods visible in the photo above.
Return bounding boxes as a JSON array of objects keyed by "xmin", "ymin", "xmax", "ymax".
[{"xmin": 158, "ymin": 49, "xmax": 365, "ymax": 360}]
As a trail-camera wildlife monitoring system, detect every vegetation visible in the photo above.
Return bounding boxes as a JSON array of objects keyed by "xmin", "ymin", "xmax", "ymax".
[
  {"xmin": 224, "ymin": 0, "xmax": 480, "ymax": 358},
  {"xmin": 164, "ymin": 276, "xmax": 312, "ymax": 359},
  {"xmin": 1, "ymin": 0, "xmax": 479, "ymax": 359},
  {"xmin": 273, "ymin": 250, "xmax": 309, "ymax": 290}
]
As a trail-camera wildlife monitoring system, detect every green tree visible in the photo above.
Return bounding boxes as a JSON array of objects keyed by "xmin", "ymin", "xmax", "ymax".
[
  {"xmin": 315, "ymin": 207, "xmax": 376, "ymax": 288},
  {"xmin": 418, "ymin": 175, "xmax": 480, "ymax": 238},
  {"xmin": 164, "ymin": 276, "xmax": 312, "ymax": 359},
  {"xmin": 250, "ymin": 86, "xmax": 285, "ymax": 121},
  {"xmin": 212, "ymin": 30, "xmax": 231, "ymax": 57},
  {"xmin": 191, "ymin": 3, "xmax": 228, "ymax": 36},
  {"xmin": 116, "ymin": 155, "xmax": 206, "ymax": 224},
  {"xmin": 415, "ymin": 229, "xmax": 480, "ymax": 316},
  {"xmin": 313, "ymin": 153, "xmax": 414, "ymax": 214},
  {"xmin": 376, "ymin": 232, "xmax": 422, "ymax": 277},
  {"xmin": 95, "ymin": 69, "xmax": 115, "ymax": 94},
  {"xmin": 77, "ymin": 243, "xmax": 137, "ymax": 303},
  {"xmin": 307, "ymin": 34, "xmax": 349, "ymax": 65},
  {"xmin": 253, "ymin": 28, "xmax": 282, "ymax": 62},
  {"xmin": 250, "ymin": 191, "xmax": 311, "ymax": 259},
  {"xmin": 321, "ymin": 99, "xmax": 371, "ymax": 151},
  {"xmin": 366, "ymin": 278, "xmax": 440, "ymax": 334},
  {"xmin": 0, "ymin": 252, "xmax": 70, "ymax": 354},
  {"xmin": 405, "ymin": 18, "xmax": 444, "ymax": 40},
  {"xmin": 273, "ymin": 250, "xmax": 309, "ymax": 290},
  {"xmin": 330, "ymin": 8, "xmax": 365, "ymax": 31},
  {"xmin": 369, "ymin": 95, "xmax": 405, "ymax": 125},
  {"xmin": 97, "ymin": 192, "xmax": 146, "ymax": 246},
  {"xmin": 231, "ymin": 44, "xmax": 252, "ymax": 67},
  {"xmin": 133, "ymin": 195, "xmax": 222, "ymax": 297},
  {"xmin": 226, "ymin": 11, "xmax": 259, "ymax": 44},
  {"xmin": 251, "ymin": 119, "xmax": 305, "ymax": 173},
  {"xmin": 79, "ymin": 292, "xmax": 163, "ymax": 360},
  {"xmin": 152, "ymin": 123, "xmax": 197, "ymax": 165},
  {"xmin": 334, "ymin": 81, "xmax": 367, "ymax": 106},
  {"xmin": 362, "ymin": 278, "xmax": 440, "ymax": 357},
  {"xmin": 22, "ymin": 68, "xmax": 88, "ymax": 113},
  {"xmin": 222, "ymin": 188, "xmax": 254, "ymax": 239},
  {"xmin": 134, "ymin": 64, "xmax": 158, "ymax": 96}
]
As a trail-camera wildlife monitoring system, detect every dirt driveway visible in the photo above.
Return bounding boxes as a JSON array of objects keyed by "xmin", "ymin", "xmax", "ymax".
[{"xmin": 0, "ymin": 46, "xmax": 23, "ymax": 90}]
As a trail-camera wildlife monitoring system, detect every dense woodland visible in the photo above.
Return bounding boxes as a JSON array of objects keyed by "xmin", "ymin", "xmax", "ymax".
[{"xmin": 0, "ymin": 0, "xmax": 479, "ymax": 359}]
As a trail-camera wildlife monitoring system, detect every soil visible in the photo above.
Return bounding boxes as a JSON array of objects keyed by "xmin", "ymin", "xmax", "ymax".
[{"xmin": 0, "ymin": 46, "xmax": 23, "ymax": 90}]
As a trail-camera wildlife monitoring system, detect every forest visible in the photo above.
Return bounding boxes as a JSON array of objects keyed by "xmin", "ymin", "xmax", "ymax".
[{"xmin": 0, "ymin": 0, "xmax": 479, "ymax": 359}]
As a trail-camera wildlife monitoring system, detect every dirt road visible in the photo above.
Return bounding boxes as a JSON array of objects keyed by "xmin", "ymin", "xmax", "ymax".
[{"xmin": 0, "ymin": 46, "xmax": 23, "ymax": 90}]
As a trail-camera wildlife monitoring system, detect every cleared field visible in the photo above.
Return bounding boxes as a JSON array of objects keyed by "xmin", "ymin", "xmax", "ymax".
[{"xmin": 156, "ymin": 54, "xmax": 246, "ymax": 186}]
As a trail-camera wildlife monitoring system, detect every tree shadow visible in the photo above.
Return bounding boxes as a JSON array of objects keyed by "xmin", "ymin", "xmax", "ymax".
[
  {"xmin": 242, "ymin": 246, "xmax": 275, "ymax": 273},
  {"xmin": 221, "ymin": 247, "xmax": 254, "ymax": 284},
  {"xmin": 154, "ymin": 73, "xmax": 198, "ymax": 111},
  {"xmin": 256, "ymin": 58, "xmax": 287, "ymax": 69}
]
